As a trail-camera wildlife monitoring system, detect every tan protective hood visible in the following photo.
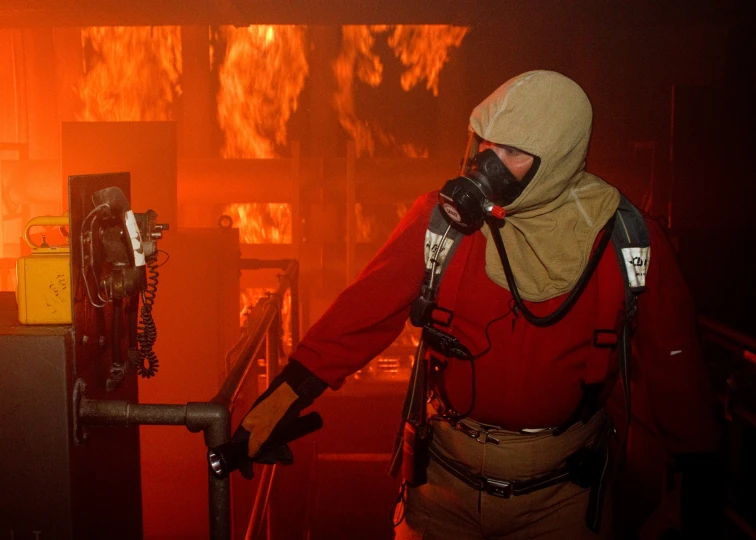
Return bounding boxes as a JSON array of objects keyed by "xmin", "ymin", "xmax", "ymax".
[{"xmin": 469, "ymin": 70, "xmax": 620, "ymax": 301}]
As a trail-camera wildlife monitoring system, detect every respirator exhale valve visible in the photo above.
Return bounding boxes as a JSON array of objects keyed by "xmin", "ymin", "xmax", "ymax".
[{"xmin": 484, "ymin": 202, "xmax": 506, "ymax": 220}]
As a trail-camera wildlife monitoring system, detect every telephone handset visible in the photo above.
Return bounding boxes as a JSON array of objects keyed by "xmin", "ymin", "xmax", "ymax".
[
  {"xmin": 80, "ymin": 186, "xmax": 168, "ymax": 387},
  {"xmin": 81, "ymin": 186, "xmax": 146, "ymax": 304}
]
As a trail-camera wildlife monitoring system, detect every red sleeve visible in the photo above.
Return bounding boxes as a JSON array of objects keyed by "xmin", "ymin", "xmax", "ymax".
[
  {"xmin": 634, "ymin": 217, "xmax": 722, "ymax": 454},
  {"xmin": 291, "ymin": 192, "xmax": 436, "ymax": 389}
]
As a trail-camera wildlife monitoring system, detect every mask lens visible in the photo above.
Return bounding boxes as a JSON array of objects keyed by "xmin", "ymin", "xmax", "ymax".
[{"xmin": 459, "ymin": 132, "xmax": 482, "ymax": 176}]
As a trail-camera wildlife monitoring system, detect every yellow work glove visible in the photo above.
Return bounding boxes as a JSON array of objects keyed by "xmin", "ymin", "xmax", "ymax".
[{"xmin": 208, "ymin": 359, "xmax": 327, "ymax": 479}]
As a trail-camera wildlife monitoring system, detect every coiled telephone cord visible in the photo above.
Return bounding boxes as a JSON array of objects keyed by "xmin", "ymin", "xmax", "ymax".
[{"xmin": 136, "ymin": 254, "xmax": 160, "ymax": 378}]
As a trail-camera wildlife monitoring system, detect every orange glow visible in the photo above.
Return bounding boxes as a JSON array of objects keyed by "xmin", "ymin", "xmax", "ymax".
[
  {"xmin": 240, "ymin": 287, "xmax": 268, "ymax": 326},
  {"xmin": 240, "ymin": 287, "xmax": 292, "ymax": 349},
  {"xmin": 333, "ymin": 25, "xmax": 391, "ymax": 157},
  {"xmin": 333, "ymin": 25, "xmax": 467, "ymax": 157},
  {"xmin": 354, "ymin": 203, "xmax": 372, "ymax": 243},
  {"xmin": 217, "ymin": 25, "xmax": 309, "ymax": 158},
  {"xmin": 388, "ymin": 25, "xmax": 468, "ymax": 97},
  {"xmin": 77, "ymin": 27, "xmax": 182, "ymax": 121},
  {"xmin": 222, "ymin": 203, "xmax": 291, "ymax": 244},
  {"xmin": 354, "ymin": 203, "xmax": 412, "ymax": 243}
]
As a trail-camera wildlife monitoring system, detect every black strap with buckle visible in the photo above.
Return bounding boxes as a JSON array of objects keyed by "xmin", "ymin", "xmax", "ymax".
[
  {"xmin": 449, "ymin": 419, "xmax": 501, "ymax": 445},
  {"xmin": 428, "ymin": 444, "xmax": 573, "ymax": 499}
]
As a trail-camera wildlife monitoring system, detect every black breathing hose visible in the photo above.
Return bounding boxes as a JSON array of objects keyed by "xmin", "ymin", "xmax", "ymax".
[{"xmin": 487, "ymin": 214, "xmax": 616, "ymax": 327}]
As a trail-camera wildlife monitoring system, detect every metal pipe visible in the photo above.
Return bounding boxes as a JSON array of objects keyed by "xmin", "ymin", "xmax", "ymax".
[
  {"xmin": 213, "ymin": 301, "xmax": 278, "ymax": 410},
  {"xmin": 240, "ymin": 259, "xmax": 296, "ymax": 270},
  {"xmin": 79, "ymin": 399, "xmax": 188, "ymax": 426},
  {"xmin": 238, "ymin": 258, "xmax": 299, "ymax": 346},
  {"xmin": 186, "ymin": 403, "xmax": 232, "ymax": 540},
  {"xmin": 214, "ymin": 260, "xmax": 299, "ymax": 409},
  {"xmin": 267, "ymin": 311, "xmax": 281, "ymax": 381},
  {"xmin": 78, "ymin": 399, "xmax": 232, "ymax": 540},
  {"xmin": 698, "ymin": 315, "xmax": 756, "ymax": 360}
]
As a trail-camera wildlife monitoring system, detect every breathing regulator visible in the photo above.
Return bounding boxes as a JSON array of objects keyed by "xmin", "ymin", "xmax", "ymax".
[{"xmin": 437, "ymin": 148, "xmax": 524, "ymax": 234}]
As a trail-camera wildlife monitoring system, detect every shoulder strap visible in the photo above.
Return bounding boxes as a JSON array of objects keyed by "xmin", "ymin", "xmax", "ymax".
[
  {"xmin": 612, "ymin": 195, "xmax": 650, "ymax": 294},
  {"xmin": 422, "ymin": 206, "xmax": 465, "ymax": 295},
  {"xmin": 409, "ymin": 207, "xmax": 466, "ymax": 328},
  {"xmin": 586, "ymin": 196, "xmax": 651, "ymax": 382},
  {"xmin": 610, "ymin": 195, "xmax": 650, "ymax": 445},
  {"xmin": 389, "ymin": 205, "xmax": 466, "ymax": 480},
  {"xmin": 568, "ymin": 196, "xmax": 651, "ymax": 433}
]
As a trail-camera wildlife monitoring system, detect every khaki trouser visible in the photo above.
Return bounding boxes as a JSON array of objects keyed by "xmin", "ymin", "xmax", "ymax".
[{"xmin": 394, "ymin": 411, "xmax": 612, "ymax": 540}]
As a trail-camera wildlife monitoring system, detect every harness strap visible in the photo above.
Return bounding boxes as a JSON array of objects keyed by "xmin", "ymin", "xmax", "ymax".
[{"xmin": 428, "ymin": 444, "xmax": 573, "ymax": 498}]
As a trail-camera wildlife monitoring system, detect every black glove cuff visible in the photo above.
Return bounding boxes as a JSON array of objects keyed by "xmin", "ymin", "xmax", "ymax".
[
  {"xmin": 250, "ymin": 358, "xmax": 327, "ymax": 409},
  {"xmin": 281, "ymin": 358, "xmax": 328, "ymax": 403}
]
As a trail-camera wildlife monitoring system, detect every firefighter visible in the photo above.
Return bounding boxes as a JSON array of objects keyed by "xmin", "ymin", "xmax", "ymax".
[{"xmin": 219, "ymin": 70, "xmax": 721, "ymax": 539}]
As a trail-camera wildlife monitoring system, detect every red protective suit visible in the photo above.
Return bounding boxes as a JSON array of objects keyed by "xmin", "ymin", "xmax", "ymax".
[{"xmin": 292, "ymin": 190, "xmax": 720, "ymax": 456}]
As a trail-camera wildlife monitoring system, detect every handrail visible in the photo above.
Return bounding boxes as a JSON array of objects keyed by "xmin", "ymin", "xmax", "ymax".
[
  {"xmin": 698, "ymin": 314, "xmax": 756, "ymax": 365},
  {"xmin": 210, "ymin": 258, "xmax": 299, "ymax": 540},
  {"xmin": 697, "ymin": 314, "xmax": 756, "ymax": 429},
  {"xmin": 696, "ymin": 315, "xmax": 756, "ymax": 539},
  {"xmin": 74, "ymin": 259, "xmax": 298, "ymax": 540},
  {"xmin": 212, "ymin": 299, "xmax": 279, "ymax": 411}
]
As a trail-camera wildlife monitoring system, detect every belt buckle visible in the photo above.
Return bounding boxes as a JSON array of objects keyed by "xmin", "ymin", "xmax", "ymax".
[{"xmin": 484, "ymin": 478, "xmax": 512, "ymax": 498}]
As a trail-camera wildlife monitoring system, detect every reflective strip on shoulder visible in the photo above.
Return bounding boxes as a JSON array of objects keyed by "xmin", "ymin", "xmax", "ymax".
[
  {"xmin": 425, "ymin": 230, "xmax": 456, "ymax": 273},
  {"xmin": 621, "ymin": 246, "xmax": 650, "ymax": 289}
]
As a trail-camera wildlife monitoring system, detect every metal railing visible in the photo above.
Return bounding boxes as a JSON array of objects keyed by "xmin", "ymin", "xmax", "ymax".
[
  {"xmin": 698, "ymin": 314, "xmax": 756, "ymax": 426},
  {"xmin": 697, "ymin": 315, "xmax": 756, "ymax": 539},
  {"xmin": 77, "ymin": 259, "xmax": 299, "ymax": 540},
  {"xmin": 211, "ymin": 259, "xmax": 299, "ymax": 540}
]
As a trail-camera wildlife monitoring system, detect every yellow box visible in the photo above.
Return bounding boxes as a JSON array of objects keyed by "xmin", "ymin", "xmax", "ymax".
[{"xmin": 16, "ymin": 216, "xmax": 72, "ymax": 325}]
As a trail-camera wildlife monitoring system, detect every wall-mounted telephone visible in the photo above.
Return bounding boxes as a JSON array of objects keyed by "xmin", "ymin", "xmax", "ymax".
[{"xmin": 80, "ymin": 186, "xmax": 168, "ymax": 388}]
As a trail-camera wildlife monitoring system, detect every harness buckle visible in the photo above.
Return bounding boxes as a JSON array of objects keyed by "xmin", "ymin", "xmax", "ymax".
[
  {"xmin": 593, "ymin": 329, "xmax": 618, "ymax": 349},
  {"xmin": 475, "ymin": 431, "xmax": 499, "ymax": 445},
  {"xmin": 483, "ymin": 478, "xmax": 513, "ymax": 498},
  {"xmin": 459, "ymin": 424, "xmax": 500, "ymax": 445}
]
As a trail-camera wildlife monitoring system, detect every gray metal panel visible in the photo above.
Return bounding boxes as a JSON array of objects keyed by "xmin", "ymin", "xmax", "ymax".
[
  {"xmin": 1, "ymin": 261, "xmax": 143, "ymax": 537},
  {"xmin": 0, "ymin": 317, "xmax": 75, "ymax": 537}
]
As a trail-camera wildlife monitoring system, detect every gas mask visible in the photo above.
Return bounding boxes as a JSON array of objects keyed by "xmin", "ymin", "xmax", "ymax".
[{"xmin": 438, "ymin": 145, "xmax": 524, "ymax": 234}]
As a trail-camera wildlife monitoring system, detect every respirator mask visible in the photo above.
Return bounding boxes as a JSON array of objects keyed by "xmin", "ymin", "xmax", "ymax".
[{"xmin": 438, "ymin": 134, "xmax": 527, "ymax": 234}]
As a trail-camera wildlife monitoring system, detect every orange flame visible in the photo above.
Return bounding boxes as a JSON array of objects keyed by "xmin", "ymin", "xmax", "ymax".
[
  {"xmin": 332, "ymin": 25, "xmax": 391, "ymax": 157},
  {"xmin": 354, "ymin": 203, "xmax": 373, "ymax": 243},
  {"xmin": 240, "ymin": 287, "xmax": 267, "ymax": 326},
  {"xmin": 388, "ymin": 25, "xmax": 469, "ymax": 97},
  {"xmin": 333, "ymin": 25, "xmax": 467, "ymax": 157},
  {"xmin": 217, "ymin": 25, "xmax": 309, "ymax": 158},
  {"xmin": 240, "ymin": 287, "xmax": 293, "ymax": 350},
  {"xmin": 77, "ymin": 26, "xmax": 182, "ymax": 121},
  {"xmin": 222, "ymin": 203, "xmax": 291, "ymax": 244}
]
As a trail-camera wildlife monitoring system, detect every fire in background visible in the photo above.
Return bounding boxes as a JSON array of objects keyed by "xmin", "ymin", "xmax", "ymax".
[
  {"xmin": 221, "ymin": 202, "xmax": 292, "ymax": 244},
  {"xmin": 334, "ymin": 25, "xmax": 468, "ymax": 157},
  {"xmin": 240, "ymin": 287, "xmax": 293, "ymax": 351},
  {"xmin": 77, "ymin": 26, "xmax": 182, "ymax": 121},
  {"xmin": 73, "ymin": 24, "xmax": 468, "ymax": 158},
  {"xmin": 216, "ymin": 25, "xmax": 309, "ymax": 159}
]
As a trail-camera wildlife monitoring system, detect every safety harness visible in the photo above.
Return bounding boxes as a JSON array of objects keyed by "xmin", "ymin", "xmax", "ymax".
[{"xmin": 389, "ymin": 195, "xmax": 650, "ymax": 530}]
